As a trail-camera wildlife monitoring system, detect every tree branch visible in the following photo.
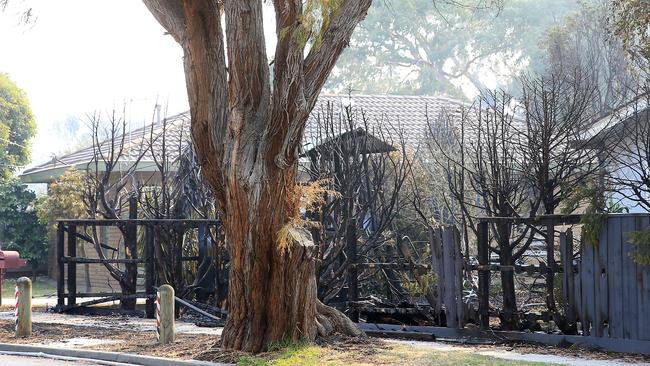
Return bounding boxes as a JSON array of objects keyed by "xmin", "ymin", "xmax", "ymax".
[
  {"xmin": 304, "ymin": 0, "xmax": 372, "ymax": 103},
  {"xmin": 142, "ymin": 0, "xmax": 187, "ymax": 43}
]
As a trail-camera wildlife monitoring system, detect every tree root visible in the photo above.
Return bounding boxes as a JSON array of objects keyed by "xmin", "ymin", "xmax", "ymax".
[{"xmin": 315, "ymin": 300, "xmax": 366, "ymax": 339}]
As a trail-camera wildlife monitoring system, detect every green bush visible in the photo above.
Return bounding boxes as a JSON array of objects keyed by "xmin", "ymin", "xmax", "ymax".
[{"xmin": 0, "ymin": 178, "xmax": 47, "ymax": 268}]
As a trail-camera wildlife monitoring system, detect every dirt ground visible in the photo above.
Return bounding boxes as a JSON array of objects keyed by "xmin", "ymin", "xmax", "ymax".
[{"xmin": 0, "ymin": 310, "xmax": 648, "ymax": 365}]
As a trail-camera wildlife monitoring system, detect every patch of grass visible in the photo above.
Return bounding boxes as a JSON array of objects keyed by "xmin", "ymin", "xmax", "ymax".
[
  {"xmin": 237, "ymin": 341, "xmax": 555, "ymax": 366},
  {"xmin": 1, "ymin": 277, "xmax": 56, "ymax": 299},
  {"xmin": 238, "ymin": 355, "xmax": 270, "ymax": 366},
  {"xmin": 238, "ymin": 339, "xmax": 324, "ymax": 366}
]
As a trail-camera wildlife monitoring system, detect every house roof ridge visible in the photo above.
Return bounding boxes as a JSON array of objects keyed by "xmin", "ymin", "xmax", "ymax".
[{"xmin": 21, "ymin": 94, "xmax": 477, "ymax": 182}]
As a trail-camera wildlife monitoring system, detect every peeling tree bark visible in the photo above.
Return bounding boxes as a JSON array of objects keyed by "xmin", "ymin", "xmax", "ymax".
[{"xmin": 142, "ymin": 0, "xmax": 372, "ymax": 352}]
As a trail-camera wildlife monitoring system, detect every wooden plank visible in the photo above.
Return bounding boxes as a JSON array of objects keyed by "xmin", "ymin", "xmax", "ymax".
[
  {"xmin": 62, "ymin": 257, "xmax": 144, "ymax": 264},
  {"xmin": 574, "ymin": 253, "xmax": 583, "ymax": 330},
  {"xmin": 442, "ymin": 227, "xmax": 458, "ymax": 328},
  {"xmin": 580, "ymin": 234, "xmax": 595, "ymax": 336},
  {"xmin": 468, "ymin": 263, "xmax": 560, "ymax": 274},
  {"xmin": 593, "ymin": 219, "xmax": 609, "ymax": 337},
  {"xmin": 453, "ymin": 227, "xmax": 465, "ymax": 328},
  {"xmin": 546, "ymin": 223, "xmax": 557, "ymax": 312},
  {"xmin": 429, "ymin": 227, "xmax": 443, "ymax": 315},
  {"xmin": 145, "ymin": 224, "xmax": 156, "ymax": 319},
  {"xmin": 56, "ymin": 223, "xmax": 65, "ymax": 308},
  {"xmin": 67, "ymin": 225, "xmax": 77, "ymax": 308},
  {"xmin": 639, "ymin": 264, "xmax": 650, "ymax": 340},
  {"xmin": 635, "ymin": 216, "xmax": 650, "ymax": 340},
  {"xmin": 560, "ymin": 230, "xmax": 576, "ymax": 324},
  {"xmin": 477, "ymin": 221, "xmax": 490, "ymax": 330},
  {"xmin": 175, "ymin": 296, "xmax": 223, "ymax": 322},
  {"xmin": 58, "ymin": 218, "xmax": 220, "ymax": 226},
  {"xmin": 68, "ymin": 291, "xmax": 149, "ymax": 298},
  {"xmin": 475, "ymin": 215, "xmax": 583, "ymax": 225},
  {"xmin": 621, "ymin": 216, "xmax": 642, "ymax": 339},
  {"xmin": 608, "ymin": 216, "xmax": 624, "ymax": 338},
  {"xmin": 572, "ymin": 226, "xmax": 582, "ymax": 330}
]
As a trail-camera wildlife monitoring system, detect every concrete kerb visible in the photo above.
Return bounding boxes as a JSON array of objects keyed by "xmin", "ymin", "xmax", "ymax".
[{"xmin": 0, "ymin": 343, "xmax": 232, "ymax": 366}]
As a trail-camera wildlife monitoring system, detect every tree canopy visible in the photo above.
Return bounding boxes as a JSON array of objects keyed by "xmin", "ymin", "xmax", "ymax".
[
  {"xmin": 0, "ymin": 177, "xmax": 47, "ymax": 267},
  {"xmin": 36, "ymin": 167, "xmax": 87, "ymax": 226},
  {"xmin": 0, "ymin": 73, "xmax": 36, "ymax": 177},
  {"xmin": 609, "ymin": 0, "xmax": 650, "ymax": 62},
  {"xmin": 542, "ymin": 2, "xmax": 635, "ymax": 113},
  {"xmin": 325, "ymin": 0, "xmax": 581, "ymax": 97}
]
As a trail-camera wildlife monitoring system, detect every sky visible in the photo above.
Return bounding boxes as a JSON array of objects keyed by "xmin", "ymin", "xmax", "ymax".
[
  {"xmin": 0, "ymin": 1, "xmax": 191, "ymax": 168},
  {"xmin": 0, "ymin": 1, "xmax": 509, "ymax": 171}
]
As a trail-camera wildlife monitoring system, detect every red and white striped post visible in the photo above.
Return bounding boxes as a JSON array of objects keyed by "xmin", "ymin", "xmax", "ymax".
[
  {"xmin": 155, "ymin": 290, "xmax": 161, "ymax": 341},
  {"xmin": 156, "ymin": 284, "xmax": 175, "ymax": 344},
  {"xmin": 14, "ymin": 284, "xmax": 19, "ymax": 332},
  {"xmin": 15, "ymin": 277, "xmax": 31, "ymax": 337}
]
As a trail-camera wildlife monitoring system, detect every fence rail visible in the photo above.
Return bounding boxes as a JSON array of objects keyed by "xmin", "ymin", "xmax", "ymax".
[{"xmin": 55, "ymin": 218, "xmax": 220, "ymax": 318}]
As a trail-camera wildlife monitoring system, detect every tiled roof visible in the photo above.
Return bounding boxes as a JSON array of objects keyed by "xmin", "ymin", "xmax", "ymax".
[
  {"xmin": 21, "ymin": 94, "xmax": 471, "ymax": 182},
  {"xmin": 305, "ymin": 94, "xmax": 472, "ymax": 148},
  {"xmin": 21, "ymin": 111, "xmax": 191, "ymax": 180}
]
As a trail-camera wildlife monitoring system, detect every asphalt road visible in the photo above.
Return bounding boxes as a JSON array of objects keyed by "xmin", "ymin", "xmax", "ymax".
[{"xmin": 0, "ymin": 354, "xmax": 118, "ymax": 365}]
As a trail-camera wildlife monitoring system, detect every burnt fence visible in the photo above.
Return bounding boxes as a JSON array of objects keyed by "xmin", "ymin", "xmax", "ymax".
[
  {"xmin": 469, "ymin": 214, "xmax": 650, "ymax": 342},
  {"xmin": 474, "ymin": 214, "xmax": 583, "ymax": 330},
  {"xmin": 56, "ymin": 218, "xmax": 220, "ymax": 318}
]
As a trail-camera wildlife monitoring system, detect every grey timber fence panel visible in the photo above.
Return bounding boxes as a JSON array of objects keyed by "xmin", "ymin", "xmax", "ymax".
[
  {"xmin": 607, "ymin": 216, "xmax": 624, "ymax": 338},
  {"xmin": 573, "ymin": 214, "xmax": 650, "ymax": 341}
]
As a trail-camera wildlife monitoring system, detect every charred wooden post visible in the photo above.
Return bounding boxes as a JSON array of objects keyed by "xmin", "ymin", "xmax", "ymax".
[
  {"xmin": 346, "ymin": 222, "xmax": 359, "ymax": 322},
  {"xmin": 67, "ymin": 224, "xmax": 77, "ymax": 307},
  {"xmin": 15, "ymin": 277, "xmax": 32, "ymax": 337},
  {"xmin": 546, "ymin": 222, "xmax": 557, "ymax": 312},
  {"xmin": 122, "ymin": 195, "xmax": 139, "ymax": 310},
  {"xmin": 157, "ymin": 284, "xmax": 175, "ymax": 344},
  {"xmin": 145, "ymin": 224, "xmax": 155, "ymax": 319},
  {"xmin": 429, "ymin": 227, "xmax": 443, "ymax": 316},
  {"xmin": 477, "ymin": 221, "xmax": 490, "ymax": 330},
  {"xmin": 442, "ymin": 227, "xmax": 458, "ymax": 328},
  {"xmin": 57, "ymin": 222, "xmax": 65, "ymax": 307},
  {"xmin": 453, "ymin": 227, "xmax": 465, "ymax": 327},
  {"xmin": 560, "ymin": 229, "xmax": 576, "ymax": 328}
]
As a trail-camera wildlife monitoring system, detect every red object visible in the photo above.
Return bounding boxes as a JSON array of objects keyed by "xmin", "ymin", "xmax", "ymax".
[
  {"xmin": 0, "ymin": 250, "xmax": 28, "ymax": 306},
  {"xmin": 0, "ymin": 250, "xmax": 28, "ymax": 269}
]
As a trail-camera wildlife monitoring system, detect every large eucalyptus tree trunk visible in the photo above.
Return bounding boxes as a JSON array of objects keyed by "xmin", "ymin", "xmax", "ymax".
[{"xmin": 143, "ymin": 0, "xmax": 371, "ymax": 352}]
